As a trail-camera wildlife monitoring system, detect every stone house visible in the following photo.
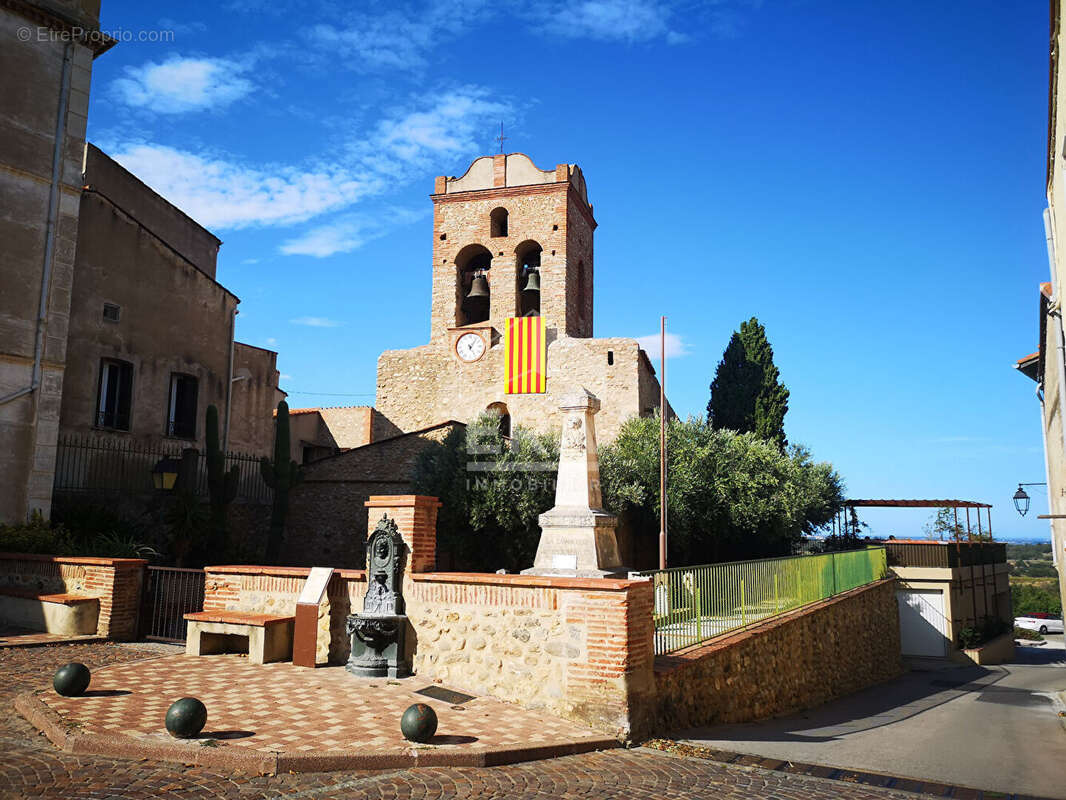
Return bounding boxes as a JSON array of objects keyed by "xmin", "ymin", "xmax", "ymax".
[
  {"xmin": 1017, "ymin": 0, "xmax": 1066, "ymax": 617},
  {"xmin": 58, "ymin": 144, "xmax": 282, "ymax": 458},
  {"xmin": 0, "ymin": 0, "xmax": 112, "ymax": 523},
  {"xmin": 0, "ymin": 3, "xmax": 281, "ymax": 521},
  {"xmin": 286, "ymin": 406, "xmax": 377, "ymax": 464}
]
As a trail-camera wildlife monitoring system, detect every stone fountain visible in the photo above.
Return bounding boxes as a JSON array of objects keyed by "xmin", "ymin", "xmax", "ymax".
[{"xmin": 346, "ymin": 514, "xmax": 411, "ymax": 678}]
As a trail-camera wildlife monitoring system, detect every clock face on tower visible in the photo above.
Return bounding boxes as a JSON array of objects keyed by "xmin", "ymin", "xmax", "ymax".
[{"xmin": 455, "ymin": 332, "xmax": 486, "ymax": 362}]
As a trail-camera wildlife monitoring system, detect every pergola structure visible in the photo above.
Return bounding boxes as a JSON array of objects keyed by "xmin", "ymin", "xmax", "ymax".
[{"xmin": 839, "ymin": 499, "xmax": 994, "ymax": 541}]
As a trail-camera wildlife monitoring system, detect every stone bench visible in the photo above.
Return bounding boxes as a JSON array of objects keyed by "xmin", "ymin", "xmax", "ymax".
[
  {"xmin": 184, "ymin": 611, "xmax": 295, "ymax": 665},
  {"xmin": 0, "ymin": 588, "xmax": 100, "ymax": 636}
]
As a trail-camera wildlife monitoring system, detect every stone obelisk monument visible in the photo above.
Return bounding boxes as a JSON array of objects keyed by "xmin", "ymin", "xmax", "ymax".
[{"xmin": 524, "ymin": 388, "xmax": 627, "ymax": 578}]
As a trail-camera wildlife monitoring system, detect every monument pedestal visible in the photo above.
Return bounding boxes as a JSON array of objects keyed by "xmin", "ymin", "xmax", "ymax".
[{"xmin": 524, "ymin": 507, "xmax": 629, "ymax": 578}]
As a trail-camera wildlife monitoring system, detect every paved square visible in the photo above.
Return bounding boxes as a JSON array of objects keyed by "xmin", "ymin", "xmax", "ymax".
[{"xmin": 36, "ymin": 652, "xmax": 614, "ymax": 763}]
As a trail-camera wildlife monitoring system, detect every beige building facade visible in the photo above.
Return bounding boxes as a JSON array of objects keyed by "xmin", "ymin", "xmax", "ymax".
[
  {"xmin": 376, "ymin": 153, "xmax": 664, "ymax": 442},
  {"xmin": 887, "ymin": 541, "xmax": 1011, "ymax": 663},
  {"xmin": 58, "ymin": 145, "xmax": 282, "ymax": 457},
  {"xmin": 1018, "ymin": 0, "xmax": 1066, "ymax": 616},
  {"xmin": 0, "ymin": 0, "xmax": 113, "ymax": 522}
]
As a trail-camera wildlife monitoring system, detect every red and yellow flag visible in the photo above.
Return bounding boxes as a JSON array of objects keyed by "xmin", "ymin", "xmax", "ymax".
[{"xmin": 505, "ymin": 316, "xmax": 546, "ymax": 394}]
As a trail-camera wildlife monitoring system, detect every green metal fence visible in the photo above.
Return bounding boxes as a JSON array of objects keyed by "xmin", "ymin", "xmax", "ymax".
[{"xmin": 636, "ymin": 547, "xmax": 888, "ymax": 655}]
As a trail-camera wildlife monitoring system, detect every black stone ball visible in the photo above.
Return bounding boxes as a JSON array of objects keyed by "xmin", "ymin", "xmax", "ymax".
[
  {"xmin": 400, "ymin": 702, "xmax": 438, "ymax": 743},
  {"xmin": 165, "ymin": 697, "xmax": 207, "ymax": 739},
  {"xmin": 53, "ymin": 662, "xmax": 91, "ymax": 697}
]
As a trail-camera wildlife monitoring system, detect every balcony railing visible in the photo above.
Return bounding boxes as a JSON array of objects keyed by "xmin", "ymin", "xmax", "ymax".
[{"xmin": 885, "ymin": 541, "xmax": 1005, "ymax": 569}]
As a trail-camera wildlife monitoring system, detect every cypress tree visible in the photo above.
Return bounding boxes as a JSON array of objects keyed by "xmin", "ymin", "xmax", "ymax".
[{"xmin": 707, "ymin": 317, "xmax": 790, "ymax": 449}]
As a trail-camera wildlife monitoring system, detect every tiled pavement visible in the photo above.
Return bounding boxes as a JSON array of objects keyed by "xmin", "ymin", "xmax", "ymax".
[
  {"xmin": 0, "ymin": 641, "xmax": 1023, "ymax": 800},
  {"xmin": 31, "ymin": 652, "xmax": 614, "ymax": 765}
]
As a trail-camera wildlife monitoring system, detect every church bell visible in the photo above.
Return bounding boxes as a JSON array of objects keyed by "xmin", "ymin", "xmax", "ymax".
[
  {"xmin": 467, "ymin": 273, "xmax": 490, "ymax": 299},
  {"xmin": 522, "ymin": 268, "xmax": 540, "ymax": 293}
]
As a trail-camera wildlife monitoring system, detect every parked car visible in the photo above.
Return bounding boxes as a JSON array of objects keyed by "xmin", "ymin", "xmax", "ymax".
[{"xmin": 1015, "ymin": 615, "xmax": 1064, "ymax": 635}]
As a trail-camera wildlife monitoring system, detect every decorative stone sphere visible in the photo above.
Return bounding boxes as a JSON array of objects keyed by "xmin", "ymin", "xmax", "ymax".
[
  {"xmin": 53, "ymin": 662, "xmax": 91, "ymax": 697},
  {"xmin": 165, "ymin": 697, "xmax": 207, "ymax": 739},
  {"xmin": 400, "ymin": 703, "xmax": 438, "ymax": 743}
]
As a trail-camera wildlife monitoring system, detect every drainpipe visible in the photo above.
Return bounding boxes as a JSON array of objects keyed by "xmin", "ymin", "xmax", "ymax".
[
  {"xmin": 0, "ymin": 42, "xmax": 74, "ymax": 406},
  {"xmin": 223, "ymin": 307, "xmax": 238, "ymax": 453}
]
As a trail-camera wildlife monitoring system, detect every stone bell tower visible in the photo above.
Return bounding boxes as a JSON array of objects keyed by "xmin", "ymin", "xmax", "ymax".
[
  {"xmin": 429, "ymin": 153, "xmax": 596, "ymax": 347},
  {"xmin": 374, "ymin": 152, "xmax": 664, "ymax": 444}
]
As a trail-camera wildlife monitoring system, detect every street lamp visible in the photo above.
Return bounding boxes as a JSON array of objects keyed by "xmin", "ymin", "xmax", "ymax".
[
  {"xmin": 1013, "ymin": 486, "xmax": 1030, "ymax": 517},
  {"xmin": 151, "ymin": 457, "xmax": 181, "ymax": 491},
  {"xmin": 1012, "ymin": 482, "xmax": 1047, "ymax": 517}
]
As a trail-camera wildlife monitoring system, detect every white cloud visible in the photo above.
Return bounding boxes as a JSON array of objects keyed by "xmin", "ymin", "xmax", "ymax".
[
  {"xmin": 303, "ymin": 0, "xmax": 490, "ymax": 71},
  {"xmin": 241, "ymin": 258, "xmax": 260, "ymax": 264},
  {"xmin": 104, "ymin": 143, "xmax": 366, "ymax": 230},
  {"xmin": 280, "ymin": 219, "xmax": 369, "ymax": 258},
  {"xmin": 280, "ymin": 373, "xmax": 293, "ymax": 380},
  {"xmin": 265, "ymin": 337, "xmax": 277, "ymax": 345},
  {"xmin": 112, "ymin": 56, "xmax": 254, "ymax": 113},
  {"xmin": 352, "ymin": 87, "xmax": 514, "ymax": 180},
  {"xmin": 280, "ymin": 207, "xmax": 424, "ymax": 258},
  {"xmin": 102, "ymin": 85, "xmax": 507, "ymax": 234},
  {"xmin": 528, "ymin": 0, "xmax": 678, "ymax": 42},
  {"xmin": 290, "ymin": 317, "xmax": 344, "ymax": 328},
  {"xmin": 636, "ymin": 331, "xmax": 691, "ymax": 358}
]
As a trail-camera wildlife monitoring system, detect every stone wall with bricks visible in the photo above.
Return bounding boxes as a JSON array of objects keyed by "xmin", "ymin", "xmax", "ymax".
[
  {"xmin": 0, "ymin": 552, "xmax": 146, "ymax": 639},
  {"xmin": 650, "ymin": 578, "xmax": 904, "ymax": 733},
  {"xmin": 200, "ymin": 496, "xmax": 902, "ymax": 741},
  {"xmin": 201, "ymin": 495, "xmax": 656, "ymax": 740}
]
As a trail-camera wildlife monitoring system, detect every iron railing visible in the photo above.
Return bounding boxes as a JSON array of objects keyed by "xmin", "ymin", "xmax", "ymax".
[
  {"xmin": 54, "ymin": 433, "xmax": 272, "ymax": 502},
  {"xmin": 636, "ymin": 547, "xmax": 888, "ymax": 655},
  {"xmin": 885, "ymin": 541, "xmax": 1006, "ymax": 569},
  {"xmin": 142, "ymin": 566, "xmax": 205, "ymax": 642}
]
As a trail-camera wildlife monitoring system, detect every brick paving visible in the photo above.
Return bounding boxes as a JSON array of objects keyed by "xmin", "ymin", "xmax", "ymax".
[
  {"xmin": 30, "ymin": 651, "xmax": 614, "ymax": 766},
  {"xmin": 0, "ymin": 641, "xmax": 971, "ymax": 800}
]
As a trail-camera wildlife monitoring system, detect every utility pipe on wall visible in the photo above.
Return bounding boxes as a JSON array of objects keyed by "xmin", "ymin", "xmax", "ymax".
[{"xmin": 0, "ymin": 42, "xmax": 74, "ymax": 407}]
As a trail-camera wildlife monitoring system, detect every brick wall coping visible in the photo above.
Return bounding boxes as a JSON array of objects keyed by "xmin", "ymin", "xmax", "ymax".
[
  {"xmin": 653, "ymin": 578, "xmax": 896, "ymax": 674},
  {"xmin": 0, "ymin": 552, "xmax": 148, "ymax": 567},
  {"xmin": 365, "ymin": 495, "xmax": 443, "ymax": 509},
  {"xmin": 204, "ymin": 565, "xmax": 367, "ymax": 580},
  {"xmin": 411, "ymin": 572, "xmax": 646, "ymax": 592}
]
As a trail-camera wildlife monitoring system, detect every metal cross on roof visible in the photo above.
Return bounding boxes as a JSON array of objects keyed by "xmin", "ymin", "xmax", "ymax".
[{"xmin": 495, "ymin": 122, "xmax": 508, "ymax": 154}]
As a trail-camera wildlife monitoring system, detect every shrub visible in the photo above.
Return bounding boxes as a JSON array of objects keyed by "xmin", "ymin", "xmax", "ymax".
[
  {"xmin": 958, "ymin": 616, "xmax": 1010, "ymax": 649},
  {"xmin": 0, "ymin": 513, "xmax": 75, "ymax": 555},
  {"xmin": 1014, "ymin": 626, "xmax": 1044, "ymax": 641}
]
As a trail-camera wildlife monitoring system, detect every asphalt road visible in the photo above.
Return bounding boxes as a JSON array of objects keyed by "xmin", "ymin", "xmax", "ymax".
[{"xmin": 678, "ymin": 637, "xmax": 1066, "ymax": 798}]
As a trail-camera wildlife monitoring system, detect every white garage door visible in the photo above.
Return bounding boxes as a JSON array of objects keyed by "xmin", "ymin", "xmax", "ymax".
[{"xmin": 897, "ymin": 589, "xmax": 948, "ymax": 658}]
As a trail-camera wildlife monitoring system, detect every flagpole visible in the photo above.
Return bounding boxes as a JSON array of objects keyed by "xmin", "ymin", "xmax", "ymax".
[{"xmin": 659, "ymin": 315, "xmax": 668, "ymax": 570}]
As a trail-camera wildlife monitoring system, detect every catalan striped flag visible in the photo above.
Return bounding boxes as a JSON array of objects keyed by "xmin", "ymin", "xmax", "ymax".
[{"xmin": 505, "ymin": 316, "xmax": 546, "ymax": 394}]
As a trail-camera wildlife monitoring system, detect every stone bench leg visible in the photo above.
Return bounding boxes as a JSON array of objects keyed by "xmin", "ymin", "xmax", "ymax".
[{"xmin": 254, "ymin": 621, "xmax": 294, "ymax": 665}]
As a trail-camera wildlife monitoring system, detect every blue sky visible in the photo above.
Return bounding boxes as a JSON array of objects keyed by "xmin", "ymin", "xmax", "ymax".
[{"xmin": 88, "ymin": 0, "xmax": 1052, "ymax": 540}]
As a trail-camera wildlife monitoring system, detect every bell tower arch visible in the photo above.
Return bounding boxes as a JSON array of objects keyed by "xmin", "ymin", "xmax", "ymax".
[{"xmin": 429, "ymin": 153, "xmax": 596, "ymax": 345}]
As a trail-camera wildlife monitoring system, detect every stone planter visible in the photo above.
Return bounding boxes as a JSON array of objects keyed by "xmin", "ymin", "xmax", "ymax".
[{"xmin": 954, "ymin": 632, "xmax": 1016, "ymax": 665}]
